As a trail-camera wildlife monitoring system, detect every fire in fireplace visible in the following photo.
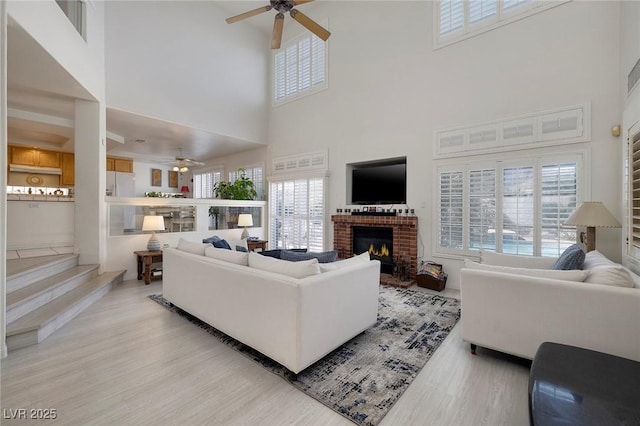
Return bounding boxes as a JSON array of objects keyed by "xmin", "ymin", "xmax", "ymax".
[{"xmin": 353, "ymin": 226, "xmax": 393, "ymax": 274}]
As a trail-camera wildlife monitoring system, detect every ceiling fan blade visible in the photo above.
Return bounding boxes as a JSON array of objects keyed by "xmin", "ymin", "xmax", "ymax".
[
  {"xmin": 272, "ymin": 13, "xmax": 285, "ymax": 49},
  {"xmin": 185, "ymin": 159, "xmax": 205, "ymax": 166},
  {"xmin": 226, "ymin": 5, "xmax": 272, "ymax": 24},
  {"xmin": 289, "ymin": 9, "xmax": 330, "ymax": 41},
  {"xmin": 292, "ymin": 0, "xmax": 314, "ymax": 5}
]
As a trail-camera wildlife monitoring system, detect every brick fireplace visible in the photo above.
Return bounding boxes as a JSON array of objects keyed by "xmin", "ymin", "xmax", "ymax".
[{"xmin": 332, "ymin": 214, "xmax": 418, "ymax": 287}]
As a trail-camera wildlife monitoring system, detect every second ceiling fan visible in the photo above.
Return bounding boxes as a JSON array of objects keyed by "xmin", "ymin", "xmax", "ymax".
[{"xmin": 226, "ymin": 0, "xmax": 330, "ymax": 50}]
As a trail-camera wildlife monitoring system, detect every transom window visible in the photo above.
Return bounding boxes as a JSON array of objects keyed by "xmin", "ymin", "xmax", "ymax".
[
  {"xmin": 273, "ymin": 31, "xmax": 327, "ymax": 105},
  {"xmin": 434, "ymin": 0, "xmax": 569, "ymax": 49},
  {"xmin": 436, "ymin": 153, "xmax": 583, "ymax": 257}
]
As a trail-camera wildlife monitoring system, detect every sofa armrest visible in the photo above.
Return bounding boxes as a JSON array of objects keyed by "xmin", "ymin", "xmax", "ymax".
[{"xmin": 460, "ymin": 268, "xmax": 640, "ymax": 361}]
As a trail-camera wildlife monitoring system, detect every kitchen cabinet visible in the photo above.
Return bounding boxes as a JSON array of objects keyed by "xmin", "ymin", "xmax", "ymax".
[
  {"xmin": 10, "ymin": 146, "xmax": 61, "ymax": 168},
  {"xmin": 107, "ymin": 157, "xmax": 133, "ymax": 173},
  {"xmin": 61, "ymin": 153, "xmax": 75, "ymax": 186}
]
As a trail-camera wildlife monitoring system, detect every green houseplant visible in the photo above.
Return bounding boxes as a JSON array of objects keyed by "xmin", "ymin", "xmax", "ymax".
[
  {"xmin": 213, "ymin": 168, "xmax": 257, "ymax": 200},
  {"xmin": 210, "ymin": 169, "xmax": 257, "ymax": 230}
]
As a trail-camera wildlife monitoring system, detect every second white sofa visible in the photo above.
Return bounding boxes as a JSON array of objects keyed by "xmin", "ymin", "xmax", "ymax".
[
  {"xmin": 460, "ymin": 250, "xmax": 640, "ymax": 362},
  {"xmin": 163, "ymin": 244, "xmax": 381, "ymax": 373}
]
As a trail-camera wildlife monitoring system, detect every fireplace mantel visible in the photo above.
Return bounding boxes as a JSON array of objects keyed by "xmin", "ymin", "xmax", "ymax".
[{"xmin": 332, "ymin": 214, "xmax": 418, "ymax": 286}]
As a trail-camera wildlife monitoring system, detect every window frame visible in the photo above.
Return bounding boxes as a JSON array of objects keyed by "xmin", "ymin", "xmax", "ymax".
[
  {"xmin": 272, "ymin": 25, "xmax": 329, "ymax": 107},
  {"xmin": 433, "ymin": 147, "xmax": 589, "ymax": 259}
]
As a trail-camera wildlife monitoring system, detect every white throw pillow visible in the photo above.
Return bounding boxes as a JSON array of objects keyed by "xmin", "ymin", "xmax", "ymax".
[
  {"xmin": 176, "ymin": 238, "xmax": 208, "ymax": 256},
  {"xmin": 319, "ymin": 252, "xmax": 370, "ymax": 272},
  {"xmin": 582, "ymin": 250, "xmax": 614, "ymax": 269},
  {"xmin": 479, "ymin": 251, "xmax": 556, "ymax": 269},
  {"xmin": 582, "ymin": 250, "xmax": 635, "ymax": 287},
  {"xmin": 464, "ymin": 259, "xmax": 588, "ymax": 282},
  {"xmin": 205, "ymin": 246, "xmax": 249, "ymax": 266},
  {"xmin": 584, "ymin": 265, "xmax": 634, "ymax": 288},
  {"xmin": 248, "ymin": 252, "xmax": 320, "ymax": 279}
]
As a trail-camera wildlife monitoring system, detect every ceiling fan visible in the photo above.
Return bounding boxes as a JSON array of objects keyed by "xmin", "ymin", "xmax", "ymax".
[
  {"xmin": 162, "ymin": 149, "xmax": 204, "ymax": 172},
  {"xmin": 226, "ymin": 0, "xmax": 330, "ymax": 49}
]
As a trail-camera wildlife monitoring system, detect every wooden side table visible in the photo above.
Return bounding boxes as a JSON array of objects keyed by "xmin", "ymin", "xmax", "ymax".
[
  {"xmin": 134, "ymin": 250, "xmax": 163, "ymax": 285},
  {"xmin": 247, "ymin": 240, "xmax": 268, "ymax": 252}
]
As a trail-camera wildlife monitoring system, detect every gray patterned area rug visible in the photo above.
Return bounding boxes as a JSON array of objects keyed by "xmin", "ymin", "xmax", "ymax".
[{"xmin": 149, "ymin": 286, "xmax": 460, "ymax": 426}]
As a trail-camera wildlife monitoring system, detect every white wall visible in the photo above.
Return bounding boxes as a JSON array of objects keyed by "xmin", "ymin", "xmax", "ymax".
[
  {"xmin": 267, "ymin": 1, "xmax": 623, "ymax": 289},
  {"xmin": 7, "ymin": 0, "xmax": 105, "ymax": 101},
  {"xmin": 7, "ymin": 201, "xmax": 74, "ymax": 250},
  {"xmin": 105, "ymin": 1, "xmax": 269, "ymax": 145},
  {"xmin": 133, "ymin": 161, "xmax": 191, "ymax": 196}
]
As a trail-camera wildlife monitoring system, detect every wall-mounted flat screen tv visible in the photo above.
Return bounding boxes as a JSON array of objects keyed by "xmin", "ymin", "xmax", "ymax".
[{"xmin": 351, "ymin": 160, "xmax": 406, "ymax": 205}]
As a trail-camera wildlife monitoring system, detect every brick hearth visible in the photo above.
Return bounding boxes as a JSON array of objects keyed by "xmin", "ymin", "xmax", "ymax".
[{"xmin": 331, "ymin": 214, "xmax": 418, "ymax": 287}]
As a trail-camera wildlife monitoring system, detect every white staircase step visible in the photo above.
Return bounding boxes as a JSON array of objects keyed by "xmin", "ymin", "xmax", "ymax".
[
  {"xmin": 6, "ymin": 270, "xmax": 126, "ymax": 351},
  {"xmin": 7, "ymin": 254, "xmax": 78, "ymax": 293},
  {"xmin": 6, "ymin": 265, "xmax": 99, "ymax": 324}
]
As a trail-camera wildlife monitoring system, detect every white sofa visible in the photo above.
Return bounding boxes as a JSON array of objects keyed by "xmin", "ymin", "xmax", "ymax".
[
  {"xmin": 460, "ymin": 250, "xmax": 640, "ymax": 362},
  {"xmin": 163, "ymin": 245, "xmax": 381, "ymax": 373}
]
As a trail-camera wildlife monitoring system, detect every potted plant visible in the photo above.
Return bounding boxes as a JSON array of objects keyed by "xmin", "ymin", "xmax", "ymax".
[
  {"xmin": 213, "ymin": 169, "xmax": 257, "ymax": 229},
  {"xmin": 213, "ymin": 168, "xmax": 257, "ymax": 200}
]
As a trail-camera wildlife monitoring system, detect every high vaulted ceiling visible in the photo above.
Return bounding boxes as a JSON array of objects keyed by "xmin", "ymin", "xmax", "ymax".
[{"xmin": 5, "ymin": 1, "xmax": 287, "ymax": 165}]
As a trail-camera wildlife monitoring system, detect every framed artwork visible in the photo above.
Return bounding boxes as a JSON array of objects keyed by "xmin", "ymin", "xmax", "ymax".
[
  {"xmin": 151, "ymin": 168, "xmax": 162, "ymax": 187},
  {"xmin": 168, "ymin": 170, "xmax": 178, "ymax": 188}
]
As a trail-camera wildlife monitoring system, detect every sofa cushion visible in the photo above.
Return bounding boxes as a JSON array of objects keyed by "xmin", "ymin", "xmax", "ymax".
[
  {"xmin": 320, "ymin": 252, "xmax": 370, "ymax": 272},
  {"xmin": 248, "ymin": 252, "xmax": 321, "ymax": 279},
  {"xmin": 479, "ymin": 251, "xmax": 557, "ymax": 269},
  {"xmin": 464, "ymin": 259, "xmax": 588, "ymax": 282},
  {"xmin": 585, "ymin": 265, "xmax": 634, "ymax": 288},
  {"xmin": 281, "ymin": 250, "xmax": 338, "ymax": 263},
  {"xmin": 553, "ymin": 244, "xmax": 585, "ymax": 270},
  {"xmin": 177, "ymin": 238, "xmax": 208, "ymax": 256},
  {"xmin": 259, "ymin": 248, "xmax": 307, "ymax": 259},
  {"xmin": 205, "ymin": 246, "xmax": 249, "ymax": 266}
]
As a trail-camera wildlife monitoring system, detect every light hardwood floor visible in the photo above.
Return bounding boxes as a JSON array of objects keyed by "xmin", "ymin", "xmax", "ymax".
[{"xmin": 1, "ymin": 280, "xmax": 531, "ymax": 425}]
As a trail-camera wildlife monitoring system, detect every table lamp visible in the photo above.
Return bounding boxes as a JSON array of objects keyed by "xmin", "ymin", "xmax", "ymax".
[
  {"xmin": 142, "ymin": 215, "xmax": 165, "ymax": 251},
  {"xmin": 237, "ymin": 214, "xmax": 253, "ymax": 239},
  {"xmin": 564, "ymin": 201, "xmax": 621, "ymax": 252}
]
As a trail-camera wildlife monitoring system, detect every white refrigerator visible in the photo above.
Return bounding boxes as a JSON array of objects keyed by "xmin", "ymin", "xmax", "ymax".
[{"xmin": 107, "ymin": 172, "xmax": 136, "ymax": 233}]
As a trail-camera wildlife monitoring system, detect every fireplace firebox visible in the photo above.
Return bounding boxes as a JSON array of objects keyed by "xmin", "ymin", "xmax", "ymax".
[{"xmin": 353, "ymin": 226, "xmax": 393, "ymax": 274}]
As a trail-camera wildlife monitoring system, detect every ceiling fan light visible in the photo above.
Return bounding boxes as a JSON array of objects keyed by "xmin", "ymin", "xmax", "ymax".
[
  {"xmin": 173, "ymin": 166, "xmax": 179, "ymax": 172},
  {"xmin": 179, "ymin": 166, "xmax": 189, "ymax": 173}
]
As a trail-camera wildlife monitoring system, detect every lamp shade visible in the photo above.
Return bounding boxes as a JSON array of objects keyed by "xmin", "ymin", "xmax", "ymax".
[
  {"xmin": 142, "ymin": 215, "xmax": 165, "ymax": 231},
  {"xmin": 181, "ymin": 186, "xmax": 189, "ymax": 193},
  {"xmin": 237, "ymin": 214, "xmax": 253, "ymax": 227},
  {"xmin": 564, "ymin": 202, "xmax": 621, "ymax": 228}
]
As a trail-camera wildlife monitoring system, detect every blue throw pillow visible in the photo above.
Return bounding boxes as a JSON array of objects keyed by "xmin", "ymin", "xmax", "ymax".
[
  {"xmin": 202, "ymin": 235, "xmax": 221, "ymax": 244},
  {"xmin": 235, "ymin": 245, "xmax": 248, "ymax": 253},
  {"xmin": 259, "ymin": 248, "xmax": 307, "ymax": 259},
  {"xmin": 553, "ymin": 244, "xmax": 585, "ymax": 270},
  {"xmin": 212, "ymin": 239, "xmax": 232, "ymax": 250},
  {"xmin": 281, "ymin": 250, "xmax": 338, "ymax": 263}
]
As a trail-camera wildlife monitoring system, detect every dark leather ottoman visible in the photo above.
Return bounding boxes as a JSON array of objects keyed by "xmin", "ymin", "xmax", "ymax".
[{"xmin": 529, "ymin": 342, "xmax": 640, "ymax": 426}]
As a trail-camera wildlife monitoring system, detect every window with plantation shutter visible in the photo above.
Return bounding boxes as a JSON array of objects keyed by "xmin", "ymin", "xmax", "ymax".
[
  {"xmin": 273, "ymin": 31, "xmax": 327, "ymax": 105},
  {"xmin": 269, "ymin": 177, "xmax": 325, "ymax": 251},
  {"xmin": 434, "ymin": 0, "xmax": 566, "ymax": 48},
  {"xmin": 469, "ymin": 168, "xmax": 497, "ymax": 250},
  {"xmin": 193, "ymin": 170, "xmax": 221, "ymax": 199},
  {"xmin": 438, "ymin": 170, "xmax": 464, "ymax": 251},
  {"xmin": 628, "ymin": 124, "xmax": 640, "ymax": 257},
  {"xmin": 435, "ymin": 154, "xmax": 581, "ymax": 257}
]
